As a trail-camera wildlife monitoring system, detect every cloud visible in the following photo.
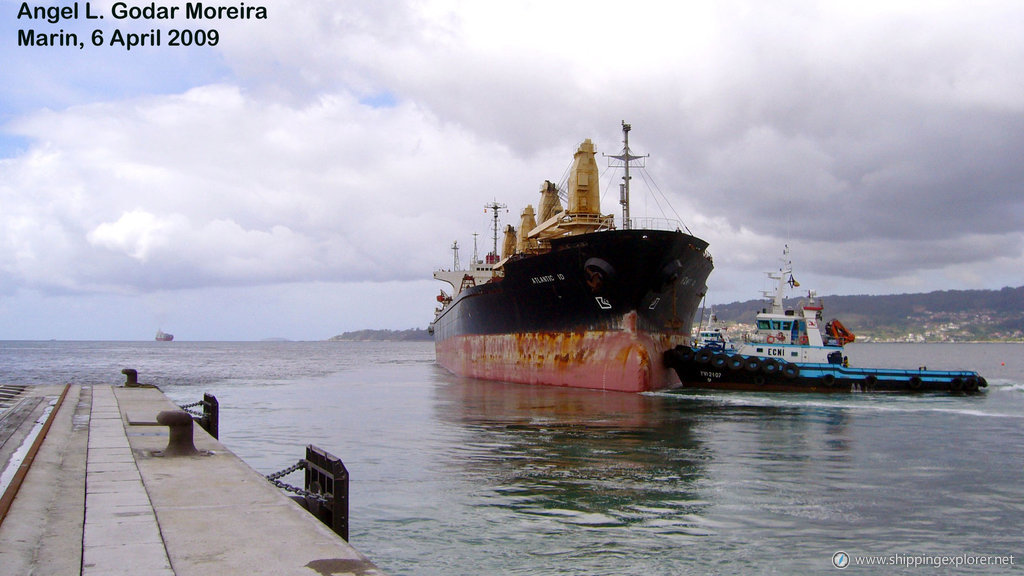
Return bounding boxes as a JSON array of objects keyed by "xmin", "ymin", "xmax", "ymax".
[
  {"xmin": 1, "ymin": 83, "xmax": 548, "ymax": 298},
  {"xmin": 2, "ymin": 0, "xmax": 1023, "ymax": 338}
]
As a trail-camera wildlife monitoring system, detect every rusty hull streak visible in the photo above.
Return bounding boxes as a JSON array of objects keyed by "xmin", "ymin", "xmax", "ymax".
[{"xmin": 436, "ymin": 316, "xmax": 687, "ymax": 393}]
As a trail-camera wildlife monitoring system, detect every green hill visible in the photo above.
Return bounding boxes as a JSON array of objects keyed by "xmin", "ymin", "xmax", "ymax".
[
  {"xmin": 328, "ymin": 328, "xmax": 432, "ymax": 342},
  {"xmin": 705, "ymin": 286, "xmax": 1024, "ymax": 342}
]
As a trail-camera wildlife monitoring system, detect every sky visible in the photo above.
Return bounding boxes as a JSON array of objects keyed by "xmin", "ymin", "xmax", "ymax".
[{"xmin": 1, "ymin": 0, "xmax": 1022, "ymax": 341}]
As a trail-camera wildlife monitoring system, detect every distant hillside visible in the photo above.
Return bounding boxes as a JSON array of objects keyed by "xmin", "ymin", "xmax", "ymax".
[
  {"xmin": 705, "ymin": 286, "xmax": 1024, "ymax": 342},
  {"xmin": 328, "ymin": 328, "xmax": 432, "ymax": 342}
]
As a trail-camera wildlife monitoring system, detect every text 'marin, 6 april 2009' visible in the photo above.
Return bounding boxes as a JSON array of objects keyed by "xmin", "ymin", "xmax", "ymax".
[{"xmin": 14, "ymin": 2, "xmax": 268, "ymax": 51}]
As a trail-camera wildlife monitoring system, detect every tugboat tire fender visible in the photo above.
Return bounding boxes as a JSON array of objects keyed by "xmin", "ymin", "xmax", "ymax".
[
  {"xmin": 677, "ymin": 347, "xmax": 694, "ymax": 363},
  {"xmin": 754, "ymin": 374, "xmax": 766, "ymax": 386},
  {"xmin": 822, "ymin": 373, "xmax": 836, "ymax": 387},
  {"xmin": 949, "ymin": 377, "xmax": 963, "ymax": 393},
  {"xmin": 696, "ymin": 349, "xmax": 714, "ymax": 364},
  {"xmin": 963, "ymin": 377, "xmax": 979, "ymax": 394},
  {"xmin": 762, "ymin": 359, "xmax": 780, "ymax": 375},
  {"xmin": 711, "ymin": 354, "xmax": 728, "ymax": 368},
  {"xmin": 728, "ymin": 356, "xmax": 746, "ymax": 371},
  {"xmin": 909, "ymin": 376, "xmax": 923, "ymax": 391},
  {"xmin": 782, "ymin": 364, "xmax": 799, "ymax": 379},
  {"xmin": 744, "ymin": 357, "xmax": 762, "ymax": 372}
]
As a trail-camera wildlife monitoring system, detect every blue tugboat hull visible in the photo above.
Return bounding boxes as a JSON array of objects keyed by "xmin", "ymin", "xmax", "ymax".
[{"xmin": 664, "ymin": 345, "xmax": 987, "ymax": 394}]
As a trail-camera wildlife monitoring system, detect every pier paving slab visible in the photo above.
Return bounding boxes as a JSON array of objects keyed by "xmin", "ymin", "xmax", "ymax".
[
  {"xmin": 0, "ymin": 384, "xmax": 87, "ymax": 576},
  {"xmin": 0, "ymin": 384, "xmax": 386, "ymax": 576}
]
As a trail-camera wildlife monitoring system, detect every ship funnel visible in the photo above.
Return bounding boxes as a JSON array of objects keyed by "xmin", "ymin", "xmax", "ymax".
[{"xmin": 568, "ymin": 139, "xmax": 600, "ymax": 215}]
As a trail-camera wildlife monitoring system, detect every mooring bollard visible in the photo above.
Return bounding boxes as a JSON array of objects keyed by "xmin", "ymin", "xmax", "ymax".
[
  {"xmin": 157, "ymin": 410, "xmax": 199, "ymax": 456},
  {"xmin": 122, "ymin": 368, "xmax": 139, "ymax": 387}
]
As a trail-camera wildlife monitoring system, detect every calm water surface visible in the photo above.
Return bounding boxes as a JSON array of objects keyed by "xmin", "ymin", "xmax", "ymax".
[{"xmin": 2, "ymin": 341, "xmax": 1022, "ymax": 574}]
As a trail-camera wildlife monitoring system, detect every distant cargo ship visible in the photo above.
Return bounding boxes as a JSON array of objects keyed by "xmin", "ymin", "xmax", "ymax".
[
  {"xmin": 155, "ymin": 330, "xmax": 174, "ymax": 342},
  {"xmin": 430, "ymin": 123, "xmax": 714, "ymax": 392}
]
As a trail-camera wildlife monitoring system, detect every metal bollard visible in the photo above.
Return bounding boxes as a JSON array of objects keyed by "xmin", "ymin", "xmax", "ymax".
[
  {"xmin": 122, "ymin": 368, "xmax": 139, "ymax": 387},
  {"xmin": 157, "ymin": 410, "xmax": 198, "ymax": 456}
]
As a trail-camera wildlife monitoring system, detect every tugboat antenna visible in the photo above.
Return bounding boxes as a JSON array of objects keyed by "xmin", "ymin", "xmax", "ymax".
[{"xmin": 607, "ymin": 120, "xmax": 648, "ymax": 230}]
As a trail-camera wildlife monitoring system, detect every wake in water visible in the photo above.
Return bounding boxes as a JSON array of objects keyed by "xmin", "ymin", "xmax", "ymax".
[{"xmin": 650, "ymin": 377, "xmax": 1024, "ymax": 419}]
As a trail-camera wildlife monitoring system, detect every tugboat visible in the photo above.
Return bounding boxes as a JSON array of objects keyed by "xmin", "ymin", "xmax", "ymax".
[
  {"xmin": 664, "ymin": 248, "xmax": 988, "ymax": 394},
  {"xmin": 693, "ymin": 310, "xmax": 734, "ymax": 352},
  {"xmin": 430, "ymin": 123, "xmax": 714, "ymax": 393},
  {"xmin": 155, "ymin": 329, "xmax": 174, "ymax": 342}
]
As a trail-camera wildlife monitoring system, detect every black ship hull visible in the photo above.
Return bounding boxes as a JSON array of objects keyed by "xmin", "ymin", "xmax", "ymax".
[{"xmin": 432, "ymin": 229, "xmax": 713, "ymax": 392}]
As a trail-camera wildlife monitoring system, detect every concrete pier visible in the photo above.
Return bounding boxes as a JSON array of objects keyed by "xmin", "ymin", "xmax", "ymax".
[{"xmin": 0, "ymin": 384, "xmax": 385, "ymax": 576}]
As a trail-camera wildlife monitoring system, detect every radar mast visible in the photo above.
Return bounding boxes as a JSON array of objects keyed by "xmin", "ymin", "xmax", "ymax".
[{"xmin": 607, "ymin": 121, "xmax": 648, "ymax": 230}]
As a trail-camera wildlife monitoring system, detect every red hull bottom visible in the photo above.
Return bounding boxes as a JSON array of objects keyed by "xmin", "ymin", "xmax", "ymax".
[{"xmin": 435, "ymin": 323, "xmax": 686, "ymax": 393}]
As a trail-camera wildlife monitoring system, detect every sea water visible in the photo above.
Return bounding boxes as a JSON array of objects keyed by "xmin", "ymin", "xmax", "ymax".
[{"xmin": 2, "ymin": 341, "xmax": 1022, "ymax": 574}]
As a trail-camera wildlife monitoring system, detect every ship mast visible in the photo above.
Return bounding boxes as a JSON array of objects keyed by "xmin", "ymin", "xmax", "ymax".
[
  {"xmin": 607, "ymin": 121, "xmax": 648, "ymax": 230},
  {"xmin": 450, "ymin": 241, "xmax": 460, "ymax": 270},
  {"xmin": 484, "ymin": 200, "xmax": 507, "ymax": 263}
]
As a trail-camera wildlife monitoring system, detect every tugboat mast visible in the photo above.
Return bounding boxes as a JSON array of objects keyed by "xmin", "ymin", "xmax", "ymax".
[{"xmin": 607, "ymin": 121, "xmax": 648, "ymax": 230}]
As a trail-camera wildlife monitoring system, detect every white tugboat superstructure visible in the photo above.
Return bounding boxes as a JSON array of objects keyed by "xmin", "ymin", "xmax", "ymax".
[{"xmin": 735, "ymin": 246, "xmax": 854, "ymax": 365}]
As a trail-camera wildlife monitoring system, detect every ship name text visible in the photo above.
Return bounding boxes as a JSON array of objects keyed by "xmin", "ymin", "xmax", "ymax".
[{"xmin": 530, "ymin": 273, "xmax": 565, "ymax": 285}]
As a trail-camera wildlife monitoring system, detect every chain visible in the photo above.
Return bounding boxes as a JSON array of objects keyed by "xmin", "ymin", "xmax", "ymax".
[
  {"xmin": 265, "ymin": 460, "xmax": 329, "ymax": 504},
  {"xmin": 177, "ymin": 400, "xmax": 204, "ymax": 418},
  {"xmin": 266, "ymin": 460, "xmax": 305, "ymax": 481}
]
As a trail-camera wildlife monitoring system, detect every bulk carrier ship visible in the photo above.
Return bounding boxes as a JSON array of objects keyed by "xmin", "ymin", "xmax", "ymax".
[{"xmin": 430, "ymin": 123, "xmax": 714, "ymax": 392}]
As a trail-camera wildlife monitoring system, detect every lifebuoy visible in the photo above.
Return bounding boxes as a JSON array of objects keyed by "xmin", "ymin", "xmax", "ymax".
[
  {"xmin": 799, "ymin": 335, "xmax": 808, "ymax": 345},
  {"xmin": 767, "ymin": 335, "xmax": 775, "ymax": 343}
]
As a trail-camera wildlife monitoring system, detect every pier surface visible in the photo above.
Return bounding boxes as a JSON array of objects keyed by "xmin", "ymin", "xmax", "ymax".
[{"xmin": 0, "ymin": 384, "xmax": 384, "ymax": 576}]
